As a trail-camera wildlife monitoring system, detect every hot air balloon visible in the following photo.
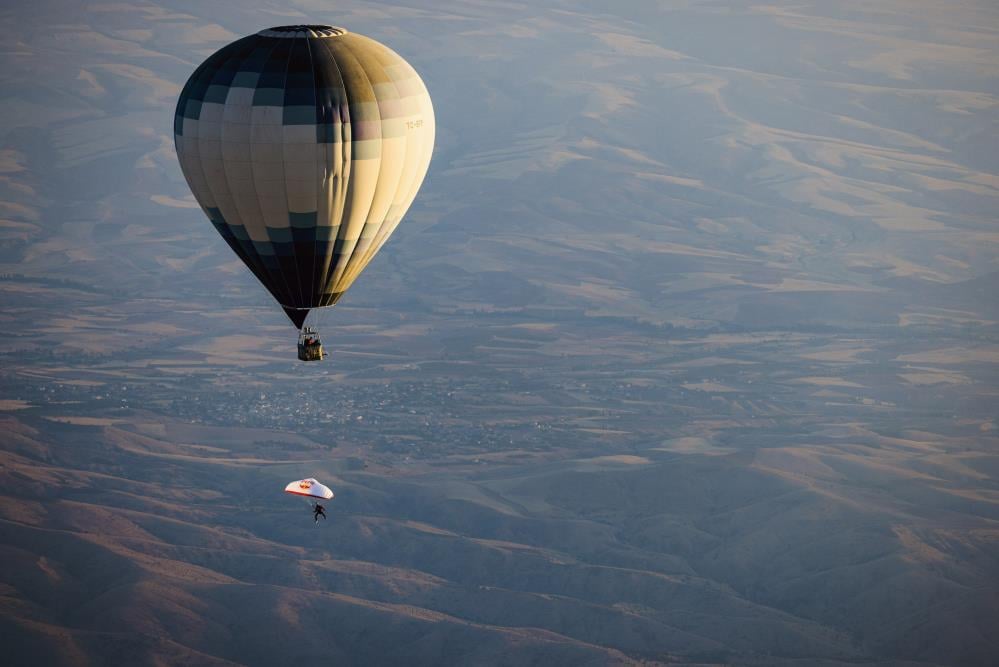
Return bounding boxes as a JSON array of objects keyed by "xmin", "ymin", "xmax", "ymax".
[{"xmin": 174, "ymin": 25, "xmax": 434, "ymax": 360}]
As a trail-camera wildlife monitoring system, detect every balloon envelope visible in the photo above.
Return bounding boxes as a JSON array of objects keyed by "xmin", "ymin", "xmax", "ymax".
[
  {"xmin": 284, "ymin": 477, "xmax": 334, "ymax": 500},
  {"xmin": 174, "ymin": 25, "xmax": 435, "ymax": 328}
]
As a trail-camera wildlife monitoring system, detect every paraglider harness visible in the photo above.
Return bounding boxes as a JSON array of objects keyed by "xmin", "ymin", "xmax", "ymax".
[{"xmin": 298, "ymin": 327, "xmax": 326, "ymax": 361}]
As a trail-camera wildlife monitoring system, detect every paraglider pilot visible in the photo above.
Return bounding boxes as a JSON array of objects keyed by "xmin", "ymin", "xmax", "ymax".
[{"xmin": 314, "ymin": 503, "xmax": 327, "ymax": 523}]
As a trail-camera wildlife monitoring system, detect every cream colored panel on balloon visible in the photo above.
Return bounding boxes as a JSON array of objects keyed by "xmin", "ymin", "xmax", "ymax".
[
  {"xmin": 182, "ymin": 117, "xmax": 200, "ymax": 139},
  {"xmin": 258, "ymin": 194, "xmax": 290, "ymax": 235},
  {"xmin": 178, "ymin": 137, "xmax": 215, "ymax": 209},
  {"xmin": 341, "ymin": 134, "xmax": 406, "ymax": 285},
  {"xmin": 223, "ymin": 160, "xmax": 266, "ymax": 236},
  {"xmin": 197, "ymin": 122, "xmax": 242, "ymax": 235},
  {"xmin": 220, "ymin": 110, "xmax": 266, "ymax": 234},
  {"xmin": 363, "ymin": 132, "xmax": 406, "ymax": 235},
  {"xmin": 337, "ymin": 148, "xmax": 380, "ymax": 241},
  {"xmin": 315, "ymin": 137, "xmax": 348, "ymax": 289},
  {"xmin": 328, "ymin": 154, "xmax": 380, "ymax": 285},
  {"xmin": 199, "ymin": 101, "xmax": 224, "ymax": 124},
  {"xmin": 250, "ymin": 105, "xmax": 283, "ymax": 127},
  {"xmin": 359, "ymin": 90, "xmax": 434, "ymax": 273},
  {"xmin": 285, "ymin": 176, "xmax": 318, "ymax": 217},
  {"xmin": 251, "ymin": 123, "xmax": 283, "ymax": 144}
]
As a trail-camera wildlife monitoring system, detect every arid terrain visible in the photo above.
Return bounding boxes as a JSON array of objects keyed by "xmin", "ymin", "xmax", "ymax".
[{"xmin": 1, "ymin": 1, "xmax": 998, "ymax": 665}]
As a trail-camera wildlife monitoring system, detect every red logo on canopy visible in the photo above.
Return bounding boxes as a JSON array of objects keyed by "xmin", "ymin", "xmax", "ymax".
[{"xmin": 299, "ymin": 480, "xmax": 312, "ymax": 489}]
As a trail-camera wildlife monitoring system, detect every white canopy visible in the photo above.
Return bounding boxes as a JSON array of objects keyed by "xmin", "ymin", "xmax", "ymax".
[{"xmin": 284, "ymin": 478, "xmax": 334, "ymax": 500}]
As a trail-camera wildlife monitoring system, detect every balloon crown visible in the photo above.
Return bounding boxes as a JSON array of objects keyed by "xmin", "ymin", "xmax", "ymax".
[{"xmin": 258, "ymin": 25, "xmax": 347, "ymax": 38}]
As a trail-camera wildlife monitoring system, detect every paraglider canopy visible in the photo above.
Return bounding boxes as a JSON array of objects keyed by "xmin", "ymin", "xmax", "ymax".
[{"xmin": 284, "ymin": 478, "xmax": 334, "ymax": 500}]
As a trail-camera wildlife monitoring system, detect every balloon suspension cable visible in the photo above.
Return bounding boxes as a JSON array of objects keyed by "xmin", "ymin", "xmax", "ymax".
[
  {"xmin": 312, "ymin": 303, "xmax": 331, "ymax": 330},
  {"xmin": 310, "ymin": 305, "xmax": 335, "ymax": 354}
]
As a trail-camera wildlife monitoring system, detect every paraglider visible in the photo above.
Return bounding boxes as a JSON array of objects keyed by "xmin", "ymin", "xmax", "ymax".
[
  {"xmin": 284, "ymin": 477, "xmax": 335, "ymax": 524},
  {"xmin": 174, "ymin": 25, "xmax": 435, "ymax": 360}
]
